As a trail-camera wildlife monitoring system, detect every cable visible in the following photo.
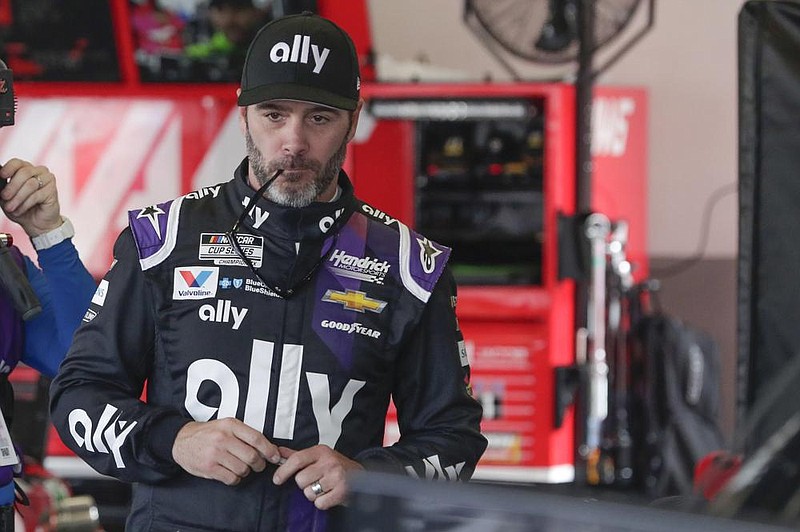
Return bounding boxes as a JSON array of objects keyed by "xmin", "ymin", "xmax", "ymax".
[{"xmin": 649, "ymin": 182, "xmax": 737, "ymax": 279}]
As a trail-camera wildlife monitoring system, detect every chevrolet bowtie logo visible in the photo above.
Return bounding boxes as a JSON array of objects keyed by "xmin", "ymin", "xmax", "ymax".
[{"xmin": 322, "ymin": 289, "xmax": 387, "ymax": 314}]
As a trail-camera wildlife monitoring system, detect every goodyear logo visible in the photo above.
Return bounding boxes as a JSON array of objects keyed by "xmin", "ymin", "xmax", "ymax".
[{"xmin": 320, "ymin": 320, "xmax": 381, "ymax": 339}]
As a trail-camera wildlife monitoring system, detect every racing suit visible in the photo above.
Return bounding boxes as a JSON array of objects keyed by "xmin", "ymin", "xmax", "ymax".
[
  {"xmin": 0, "ymin": 239, "xmax": 94, "ymax": 513},
  {"xmin": 49, "ymin": 159, "xmax": 487, "ymax": 532}
]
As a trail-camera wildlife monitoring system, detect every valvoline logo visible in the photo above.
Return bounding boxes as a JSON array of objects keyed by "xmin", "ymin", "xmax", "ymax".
[{"xmin": 173, "ymin": 266, "xmax": 219, "ymax": 300}]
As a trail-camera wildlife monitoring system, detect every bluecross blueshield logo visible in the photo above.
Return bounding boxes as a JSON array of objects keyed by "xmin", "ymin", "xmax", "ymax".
[
  {"xmin": 219, "ymin": 277, "xmax": 244, "ymax": 290},
  {"xmin": 173, "ymin": 266, "xmax": 219, "ymax": 300}
]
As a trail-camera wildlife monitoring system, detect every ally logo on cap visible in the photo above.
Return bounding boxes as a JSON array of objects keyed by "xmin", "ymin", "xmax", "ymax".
[{"xmin": 270, "ymin": 35, "xmax": 330, "ymax": 74}]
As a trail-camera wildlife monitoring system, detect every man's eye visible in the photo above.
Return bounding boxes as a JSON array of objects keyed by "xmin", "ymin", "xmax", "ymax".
[
  {"xmin": 267, "ymin": 112, "xmax": 283, "ymax": 120},
  {"xmin": 310, "ymin": 115, "xmax": 330, "ymax": 124}
]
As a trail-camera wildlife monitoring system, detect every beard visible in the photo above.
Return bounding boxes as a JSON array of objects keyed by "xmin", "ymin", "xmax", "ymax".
[{"xmin": 245, "ymin": 127, "xmax": 347, "ymax": 208}]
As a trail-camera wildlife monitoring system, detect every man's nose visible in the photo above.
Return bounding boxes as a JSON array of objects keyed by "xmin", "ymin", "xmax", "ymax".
[{"xmin": 282, "ymin": 120, "xmax": 309, "ymax": 156}]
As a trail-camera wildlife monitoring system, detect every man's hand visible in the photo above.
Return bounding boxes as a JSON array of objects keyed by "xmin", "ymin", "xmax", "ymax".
[
  {"xmin": 172, "ymin": 418, "xmax": 283, "ymax": 486},
  {"xmin": 273, "ymin": 445, "xmax": 364, "ymax": 510},
  {"xmin": 0, "ymin": 158, "xmax": 62, "ymax": 237}
]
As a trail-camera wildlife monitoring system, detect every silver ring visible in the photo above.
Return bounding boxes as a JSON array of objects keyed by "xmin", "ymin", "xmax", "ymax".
[
  {"xmin": 35, "ymin": 176, "xmax": 43, "ymax": 189},
  {"xmin": 310, "ymin": 481, "xmax": 324, "ymax": 496}
]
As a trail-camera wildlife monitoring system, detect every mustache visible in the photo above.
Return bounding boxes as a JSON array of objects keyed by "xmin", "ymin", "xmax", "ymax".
[{"xmin": 270, "ymin": 157, "xmax": 321, "ymax": 172}]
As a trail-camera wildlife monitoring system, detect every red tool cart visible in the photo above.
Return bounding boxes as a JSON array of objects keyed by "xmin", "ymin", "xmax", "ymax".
[{"xmin": 352, "ymin": 82, "xmax": 648, "ymax": 483}]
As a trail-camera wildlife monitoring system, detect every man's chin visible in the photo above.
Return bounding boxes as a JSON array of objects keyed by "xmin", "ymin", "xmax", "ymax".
[{"xmin": 267, "ymin": 186, "xmax": 317, "ymax": 208}]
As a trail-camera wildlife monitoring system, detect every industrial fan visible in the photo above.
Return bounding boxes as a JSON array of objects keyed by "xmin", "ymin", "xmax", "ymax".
[{"xmin": 464, "ymin": 0, "xmax": 653, "ymax": 77}]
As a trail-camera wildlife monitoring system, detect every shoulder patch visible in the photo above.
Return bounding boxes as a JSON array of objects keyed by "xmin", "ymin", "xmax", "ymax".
[
  {"xmin": 348, "ymin": 200, "xmax": 451, "ymax": 303},
  {"xmin": 397, "ymin": 223, "xmax": 451, "ymax": 303},
  {"xmin": 128, "ymin": 197, "xmax": 185, "ymax": 271}
]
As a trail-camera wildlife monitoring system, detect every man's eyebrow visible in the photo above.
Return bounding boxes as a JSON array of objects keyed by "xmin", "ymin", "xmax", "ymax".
[
  {"xmin": 254, "ymin": 102, "xmax": 285, "ymax": 112},
  {"xmin": 306, "ymin": 105, "xmax": 339, "ymax": 113},
  {"xmin": 253, "ymin": 102, "xmax": 340, "ymax": 114}
]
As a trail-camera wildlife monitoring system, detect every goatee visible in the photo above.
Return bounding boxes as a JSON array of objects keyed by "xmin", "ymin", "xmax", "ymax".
[{"xmin": 245, "ymin": 129, "xmax": 346, "ymax": 208}]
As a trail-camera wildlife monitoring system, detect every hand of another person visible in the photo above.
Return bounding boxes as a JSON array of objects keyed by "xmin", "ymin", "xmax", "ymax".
[
  {"xmin": 0, "ymin": 158, "xmax": 63, "ymax": 237},
  {"xmin": 273, "ymin": 445, "xmax": 364, "ymax": 509},
  {"xmin": 172, "ymin": 418, "xmax": 283, "ymax": 486}
]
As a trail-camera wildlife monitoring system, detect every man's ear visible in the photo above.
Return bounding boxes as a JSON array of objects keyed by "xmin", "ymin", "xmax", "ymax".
[
  {"xmin": 346, "ymin": 98, "xmax": 364, "ymax": 143},
  {"xmin": 236, "ymin": 89, "xmax": 248, "ymax": 134}
]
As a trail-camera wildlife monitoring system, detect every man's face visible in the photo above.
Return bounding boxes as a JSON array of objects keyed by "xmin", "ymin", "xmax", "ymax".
[{"xmin": 240, "ymin": 99, "xmax": 360, "ymax": 208}]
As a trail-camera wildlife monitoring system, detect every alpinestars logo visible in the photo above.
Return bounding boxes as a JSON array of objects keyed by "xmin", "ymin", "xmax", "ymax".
[
  {"xmin": 417, "ymin": 237, "xmax": 443, "ymax": 274},
  {"xmin": 173, "ymin": 267, "xmax": 219, "ymax": 300},
  {"xmin": 327, "ymin": 249, "xmax": 390, "ymax": 284}
]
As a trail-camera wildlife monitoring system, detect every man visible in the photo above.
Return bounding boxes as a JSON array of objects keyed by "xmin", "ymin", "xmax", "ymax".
[
  {"xmin": 50, "ymin": 12, "xmax": 486, "ymax": 531},
  {"xmin": 0, "ymin": 158, "xmax": 95, "ymax": 529}
]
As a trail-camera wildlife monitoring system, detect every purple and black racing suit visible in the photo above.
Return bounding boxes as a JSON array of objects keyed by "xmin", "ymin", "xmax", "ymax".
[{"xmin": 50, "ymin": 159, "xmax": 486, "ymax": 532}]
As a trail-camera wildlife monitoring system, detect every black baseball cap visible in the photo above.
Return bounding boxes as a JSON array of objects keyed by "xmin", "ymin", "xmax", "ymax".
[{"xmin": 237, "ymin": 12, "xmax": 360, "ymax": 111}]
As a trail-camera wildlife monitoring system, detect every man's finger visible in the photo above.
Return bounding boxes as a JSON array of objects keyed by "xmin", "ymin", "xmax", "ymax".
[
  {"xmin": 273, "ymin": 446, "xmax": 321, "ymax": 485},
  {"xmin": 312, "ymin": 490, "xmax": 340, "ymax": 511},
  {"xmin": 207, "ymin": 463, "xmax": 243, "ymax": 486},
  {"xmin": 217, "ymin": 449, "xmax": 255, "ymax": 480},
  {"xmin": 231, "ymin": 422, "xmax": 282, "ymax": 464},
  {"xmin": 0, "ymin": 158, "xmax": 29, "ymax": 181},
  {"xmin": 224, "ymin": 438, "xmax": 268, "ymax": 473},
  {"xmin": 1, "ymin": 168, "xmax": 53, "ymax": 210}
]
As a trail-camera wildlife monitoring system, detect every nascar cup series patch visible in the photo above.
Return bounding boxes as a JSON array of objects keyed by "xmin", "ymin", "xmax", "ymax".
[{"xmin": 198, "ymin": 233, "xmax": 264, "ymax": 268}]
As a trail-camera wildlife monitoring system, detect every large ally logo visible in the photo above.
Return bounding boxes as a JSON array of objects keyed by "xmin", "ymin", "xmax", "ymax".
[{"xmin": 173, "ymin": 267, "xmax": 219, "ymax": 300}]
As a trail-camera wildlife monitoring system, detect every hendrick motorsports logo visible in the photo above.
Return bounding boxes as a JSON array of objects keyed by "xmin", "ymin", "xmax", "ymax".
[
  {"xmin": 199, "ymin": 233, "xmax": 264, "ymax": 267},
  {"xmin": 327, "ymin": 249, "xmax": 390, "ymax": 284}
]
